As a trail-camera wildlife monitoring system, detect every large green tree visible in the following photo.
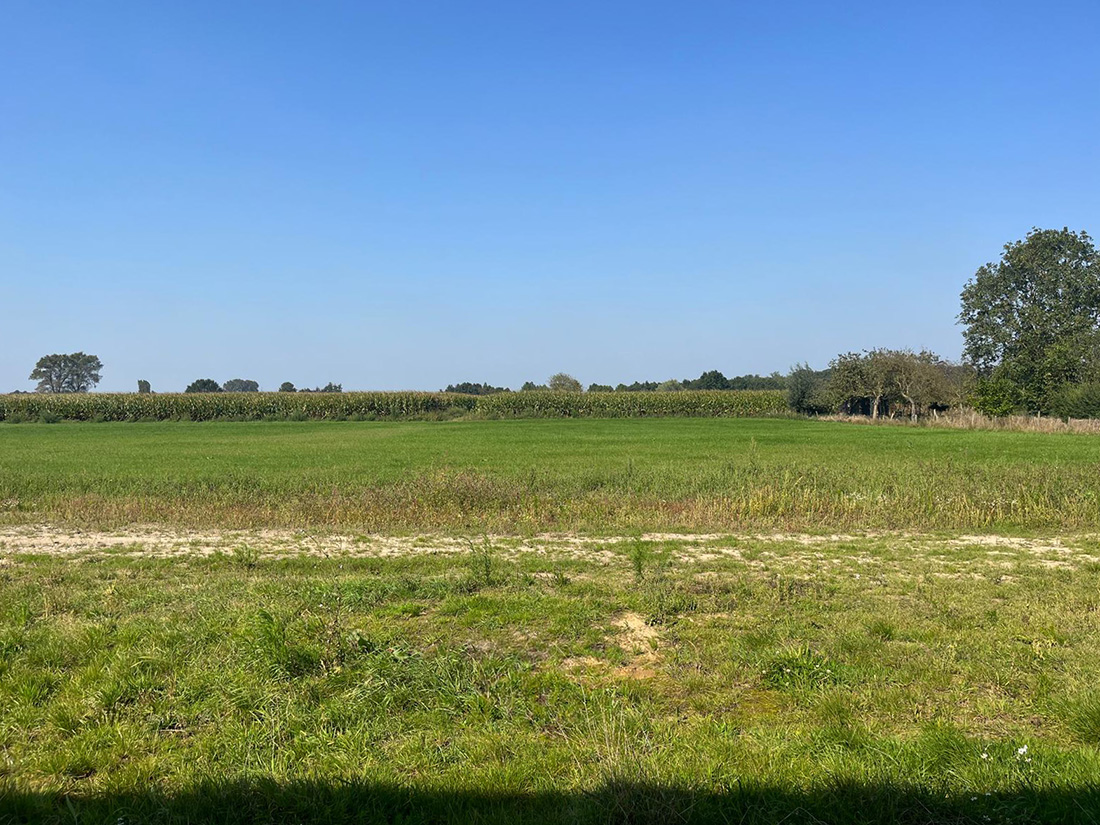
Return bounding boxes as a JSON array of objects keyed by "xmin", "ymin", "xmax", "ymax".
[
  {"xmin": 959, "ymin": 228, "xmax": 1100, "ymax": 412},
  {"xmin": 29, "ymin": 352, "xmax": 103, "ymax": 393}
]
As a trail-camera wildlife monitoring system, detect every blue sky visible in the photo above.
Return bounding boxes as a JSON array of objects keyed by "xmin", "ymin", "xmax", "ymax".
[{"xmin": 2, "ymin": 1, "xmax": 1098, "ymax": 392}]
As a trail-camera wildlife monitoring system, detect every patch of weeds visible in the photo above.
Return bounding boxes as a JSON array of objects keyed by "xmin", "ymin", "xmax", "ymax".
[
  {"xmin": 867, "ymin": 618, "xmax": 896, "ymax": 642},
  {"xmin": 465, "ymin": 537, "xmax": 499, "ymax": 587},
  {"xmin": 229, "ymin": 543, "xmax": 261, "ymax": 569},
  {"xmin": 243, "ymin": 610, "xmax": 319, "ymax": 679},
  {"xmin": 1064, "ymin": 694, "xmax": 1100, "ymax": 744},
  {"xmin": 628, "ymin": 540, "xmax": 652, "ymax": 581},
  {"xmin": 768, "ymin": 574, "xmax": 828, "ymax": 604},
  {"xmin": 642, "ymin": 580, "xmax": 698, "ymax": 626},
  {"xmin": 813, "ymin": 692, "xmax": 870, "ymax": 750},
  {"xmin": 762, "ymin": 646, "xmax": 846, "ymax": 690}
]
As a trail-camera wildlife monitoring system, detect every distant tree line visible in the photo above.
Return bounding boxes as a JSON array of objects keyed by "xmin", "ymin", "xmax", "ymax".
[
  {"xmin": 442, "ymin": 382, "xmax": 509, "ymax": 395},
  {"xmin": 444, "ymin": 371, "xmax": 787, "ymax": 395},
  {"xmin": 183, "ymin": 379, "xmax": 342, "ymax": 393}
]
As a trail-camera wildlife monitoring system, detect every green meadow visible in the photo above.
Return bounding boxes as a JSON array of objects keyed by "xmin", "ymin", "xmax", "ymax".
[
  {"xmin": 3, "ymin": 418, "xmax": 1100, "ymax": 823},
  {"xmin": 2, "ymin": 417, "xmax": 1100, "ymax": 532}
]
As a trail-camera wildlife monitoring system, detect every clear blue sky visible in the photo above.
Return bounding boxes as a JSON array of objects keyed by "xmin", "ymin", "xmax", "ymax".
[{"xmin": 2, "ymin": 1, "xmax": 1098, "ymax": 392}]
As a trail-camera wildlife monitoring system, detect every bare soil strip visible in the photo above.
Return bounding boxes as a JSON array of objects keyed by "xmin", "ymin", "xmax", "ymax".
[{"xmin": 1, "ymin": 525, "xmax": 1098, "ymax": 568}]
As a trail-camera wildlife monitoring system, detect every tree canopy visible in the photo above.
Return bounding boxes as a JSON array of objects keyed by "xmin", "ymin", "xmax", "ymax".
[
  {"xmin": 29, "ymin": 353, "xmax": 103, "ymax": 393},
  {"xmin": 443, "ymin": 382, "xmax": 509, "ymax": 395},
  {"xmin": 222, "ymin": 379, "xmax": 260, "ymax": 392},
  {"xmin": 960, "ymin": 228, "xmax": 1100, "ymax": 412},
  {"xmin": 547, "ymin": 373, "xmax": 583, "ymax": 392},
  {"xmin": 184, "ymin": 378, "xmax": 222, "ymax": 393}
]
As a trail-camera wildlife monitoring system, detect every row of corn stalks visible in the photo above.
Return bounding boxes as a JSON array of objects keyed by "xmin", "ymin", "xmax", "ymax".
[{"xmin": 0, "ymin": 390, "xmax": 789, "ymax": 422}]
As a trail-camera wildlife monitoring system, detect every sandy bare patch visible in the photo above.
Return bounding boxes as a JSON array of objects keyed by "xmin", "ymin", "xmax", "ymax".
[{"xmin": 1, "ymin": 525, "xmax": 1097, "ymax": 570}]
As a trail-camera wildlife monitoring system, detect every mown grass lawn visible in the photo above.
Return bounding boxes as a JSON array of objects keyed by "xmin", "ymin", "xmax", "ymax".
[
  {"xmin": 3, "ymin": 418, "xmax": 1100, "ymax": 532},
  {"xmin": 2, "ymin": 532, "xmax": 1099, "ymax": 823}
]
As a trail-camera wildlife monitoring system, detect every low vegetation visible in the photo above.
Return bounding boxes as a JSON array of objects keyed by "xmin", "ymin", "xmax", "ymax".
[{"xmin": 1, "ymin": 532, "xmax": 1098, "ymax": 823}]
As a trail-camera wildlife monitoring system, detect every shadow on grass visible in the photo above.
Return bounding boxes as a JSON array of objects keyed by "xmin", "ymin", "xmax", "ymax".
[{"xmin": 2, "ymin": 779, "xmax": 1099, "ymax": 825}]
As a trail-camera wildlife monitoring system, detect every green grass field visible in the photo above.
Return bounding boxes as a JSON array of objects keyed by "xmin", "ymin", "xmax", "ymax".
[
  {"xmin": 2, "ymin": 533, "xmax": 1100, "ymax": 823},
  {"xmin": 3, "ymin": 418, "xmax": 1100, "ymax": 823},
  {"xmin": 2, "ymin": 417, "xmax": 1100, "ymax": 532}
]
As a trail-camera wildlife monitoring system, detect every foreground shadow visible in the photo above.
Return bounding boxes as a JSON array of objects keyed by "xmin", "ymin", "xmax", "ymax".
[{"xmin": 2, "ymin": 779, "xmax": 1099, "ymax": 825}]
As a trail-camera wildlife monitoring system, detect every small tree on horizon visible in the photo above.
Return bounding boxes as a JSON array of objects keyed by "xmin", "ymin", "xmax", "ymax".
[
  {"xmin": 548, "ymin": 373, "xmax": 583, "ymax": 392},
  {"xmin": 185, "ymin": 378, "xmax": 222, "ymax": 393},
  {"xmin": 137, "ymin": 380, "xmax": 152, "ymax": 394},
  {"xmin": 222, "ymin": 379, "xmax": 260, "ymax": 392}
]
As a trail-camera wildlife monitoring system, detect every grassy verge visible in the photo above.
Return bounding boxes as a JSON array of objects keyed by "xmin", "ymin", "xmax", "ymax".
[
  {"xmin": 2, "ymin": 533, "xmax": 1099, "ymax": 823},
  {"xmin": 3, "ymin": 418, "xmax": 1100, "ymax": 532}
]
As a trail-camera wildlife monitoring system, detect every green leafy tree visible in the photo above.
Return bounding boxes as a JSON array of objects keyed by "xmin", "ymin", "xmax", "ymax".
[
  {"xmin": 548, "ymin": 373, "xmax": 583, "ymax": 392},
  {"xmin": 787, "ymin": 363, "xmax": 832, "ymax": 415},
  {"xmin": 185, "ymin": 378, "xmax": 222, "ymax": 393},
  {"xmin": 278, "ymin": 382, "xmax": 297, "ymax": 393},
  {"xmin": 222, "ymin": 379, "xmax": 260, "ymax": 392},
  {"xmin": 885, "ymin": 349, "xmax": 950, "ymax": 421},
  {"xmin": 960, "ymin": 228, "xmax": 1100, "ymax": 412},
  {"xmin": 971, "ymin": 376, "xmax": 1023, "ymax": 417},
  {"xmin": 587, "ymin": 383, "xmax": 614, "ymax": 392},
  {"xmin": 685, "ymin": 370, "xmax": 729, "ymax": 390},
  {"xmin": 827, "ymin": 353, "xmax": 869, "ymax": 414},
  {"xmin": 137, "ymin": 380, "xmax": 151, "ymax": 394},
  {"xmin": 29, "ymin": 352, "xmax": 103, "ymax": 393}
]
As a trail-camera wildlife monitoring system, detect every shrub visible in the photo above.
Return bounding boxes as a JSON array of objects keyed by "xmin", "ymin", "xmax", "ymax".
[
  {"xmin": 787, "ymin": 364, "xmax": 832, "ymax": 415},
  {"xmin": 1050, "ymin": 383, "xmax": 1100, "ymax": 420},
  {"xmin": 971, "ymin": 376, "xmax": 1023, "ymax": 417}
]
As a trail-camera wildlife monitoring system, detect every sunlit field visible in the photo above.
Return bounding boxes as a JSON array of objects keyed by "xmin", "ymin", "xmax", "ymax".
[
  {"xmin": 3, "ymin": 418, "xmax": 1100, "ymax": 823},
  {"xmin": 2, "ymin": 532, "xmax": 1100, "ymax": 823},
  {"xmin": 3, "ymin": 418, "xmax": 1100, "ymax": 532}
]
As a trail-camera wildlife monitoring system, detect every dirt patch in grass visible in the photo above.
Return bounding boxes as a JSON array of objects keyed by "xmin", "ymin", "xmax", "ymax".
[{"xmin": 3, "ymin": 525, "xmax": 1100, "ymax": 570}]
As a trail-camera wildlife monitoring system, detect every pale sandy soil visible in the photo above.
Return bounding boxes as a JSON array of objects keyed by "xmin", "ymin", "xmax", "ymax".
[{"xmin": 0, "ymin": 524, "xmax": 1097, "ymax": 569}]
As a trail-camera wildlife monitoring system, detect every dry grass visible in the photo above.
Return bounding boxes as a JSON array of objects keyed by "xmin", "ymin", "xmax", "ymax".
[{"xmin": 823, "ymin": 408, "xmax": 1100, "ymax": 434}]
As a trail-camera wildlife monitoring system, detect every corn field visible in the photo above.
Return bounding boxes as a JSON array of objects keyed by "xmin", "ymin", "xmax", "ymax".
[
  {"xmin": 476, "ymin": 390, "xmax": 789, "ymax": 418},
  {"xmin": 0, "ymin": 390, "xmax": 788, "ymax": 422}
]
